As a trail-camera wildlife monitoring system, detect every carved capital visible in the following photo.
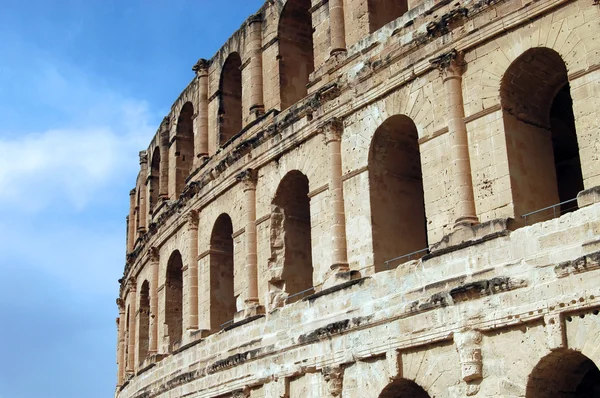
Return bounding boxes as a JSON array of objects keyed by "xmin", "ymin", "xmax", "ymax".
[
  {"xmin": 116, "ymin": 298, "xmax": 125, "ymax": 312},
  {"xmin": 185, "ymin": 210, "xmax": 199, "ymax": 230},
  {"xmin": 248, "ymin": 12, "xmax": 263, "ymax": 24},
  {"xmin": 129, "ymin": 189, "xmax": 136, "ymax": 196},
  {"xmin": 319, "ymin": 117, "xmax": 344, "ymax": 144},
  {"xmin": 127, "ymin": 277, "xmax": 137, "ymax": 293},
  {"xmin": 430, "ymin": 49, "xmax": 464, "ymax": 77},
  {"xmin": 232, "ymin": 387, "xmax": 251, "ymax": 398},
  {"xmin": 236, "ymin": 168, "xmax": 258, "ymax": 191},
  {"xmin": 454, "ymin": 329, "xmax": 483, "ymax": 382},
  {"xmin": 147, "ymin": 246, "xmax": 159, "ymax": 263},
  {"xmin": 192, "ymin": 58, "xmax": 211, "ymax": 74},
  {"xmin": 139, "ymin": 150, "xmax": 148, "ymax": 165},
  {"xmin": 323, "ymin": 366, "xmax": 344, "ymax": 396}
]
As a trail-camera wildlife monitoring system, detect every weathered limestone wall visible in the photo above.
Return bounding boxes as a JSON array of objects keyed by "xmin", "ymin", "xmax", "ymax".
[{"xmin": 117, "ymin": 0, "xmax": 600, "ymax": 397}]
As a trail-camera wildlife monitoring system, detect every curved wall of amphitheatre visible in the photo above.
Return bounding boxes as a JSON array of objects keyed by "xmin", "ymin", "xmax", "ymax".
[{"xmin": 116, "ymin": 0, "xmax": 600, "ymax": 397}]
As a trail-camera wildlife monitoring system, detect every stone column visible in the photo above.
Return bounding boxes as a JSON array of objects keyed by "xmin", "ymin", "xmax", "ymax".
[
  {"xmin": 138, "ymin": 151, "xmax": 148, "ymax": 233},
  {"xmin": 148, "ymin": 247, "xmax": 159, "ymax": 355},
  {"xmin": 247, "ymin": 14, "xmax": 265, "ymax": 118},
  {"xmin": 329, "ymin": 0, "xmax": 347, "ymax": 56},
  {"xmin": 322, "ymin": 119, "xmax": 349, "ymax": 272},
  {"xmin": 185, "ymin": 211, "xmax": 199, "ymax": 331},
  {"xmin": 127, "ymin": 280, "xmax": 137, "ymax": 374},
  {"xmin": 433, "ymin": 50, "xmax": 478, "ymax": 228},
  {"xmin": 127, "ymin": 189, "xmax": 136, "ymax": 252},
  {"xmin": 116, "ymin": 299, "xmax": 126, "ymax": 386},
  {"xmin": 237, "ymin": 169, "xmax": 260, "ymax": 309},
  {"xmin": 192, "ymin": 59, "xmax": 210, "ymax": 160}
]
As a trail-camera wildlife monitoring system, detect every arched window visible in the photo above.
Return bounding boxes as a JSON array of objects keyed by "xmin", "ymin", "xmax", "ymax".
[
  {"xmin": 369, "ymin": 115, "xmax": 427, "ymax": 271},
  {"xmin": 501, "ymin": 48, "xmax": 583, "ymax": 225},
  {"xmin": 137, "ymin": 280, "xmax": 150, "ymax": 364},
  {"xmin": 527, "ymin": 349, "xmax": 600, "ymax": 397},
  {"xmin": 165, "ymin": 251, "xmax": 183, "ymax": 350},
  {"xmin": 379, "ymin": 379, "xmax": 431, "ymax": 398},
  {"xmin": 175, "ymin": 102, "xmax": 195, "ymax": 196},
  {"xmin": 210, "ymin": 214, "xmax": 235, "ymax": 330},
  {"xmin": 219, "ymin": 53, "xmax": 243, "ymax": 145},
  {"xmin": 149, "ymin": 150, "xmax": 160, "ymax": 213},
  {"xmin": 367, "ymin": 0, "xmax": 408, "ymax": 33},
  {"xmin": 270, "ymin": 170, "xmax": 313, "ymax": 304},
  {"xmin": 278, "ymin": 0, "xmax": 314, "ymax": 110}
]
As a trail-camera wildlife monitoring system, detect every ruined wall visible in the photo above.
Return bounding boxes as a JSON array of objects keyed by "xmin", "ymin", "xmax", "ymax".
[{"xmin": 117, "ymin": 0, "xmax": 600, "ymax": 397}]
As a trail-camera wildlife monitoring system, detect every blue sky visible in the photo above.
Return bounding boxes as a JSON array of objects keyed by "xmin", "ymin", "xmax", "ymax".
[{"xmin": 0, "ymin": 1, "xmax": 264, "ymax": 397}]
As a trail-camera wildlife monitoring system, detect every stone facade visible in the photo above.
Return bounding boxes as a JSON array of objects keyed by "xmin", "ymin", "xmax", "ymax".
[{"xmin": 116, "ymin": 0, "xmax": 600, "ymax": 397}]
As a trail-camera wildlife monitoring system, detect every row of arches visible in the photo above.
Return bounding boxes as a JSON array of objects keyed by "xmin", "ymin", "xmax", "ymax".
[{"xmin": 378, "ymin": 349, "xmax": 600, "ymax": 397}]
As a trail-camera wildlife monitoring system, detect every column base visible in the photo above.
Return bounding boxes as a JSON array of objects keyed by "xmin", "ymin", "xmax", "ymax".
[
  {"xmin": 453, "ymin": 216, "xmax": 479, "ymax": 230},
  {"xmin": 236, "ymin": 303, "xmax": 265, "ymax": 321},
  {"xmin": 322, "ymin": 266, "xmax": 360, "ymax": 290}
]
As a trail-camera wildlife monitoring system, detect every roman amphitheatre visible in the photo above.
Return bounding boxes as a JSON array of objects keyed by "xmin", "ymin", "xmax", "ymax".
[{"xmin": 115, "ymin": 0, "xmax": 600, "ymax": 396}]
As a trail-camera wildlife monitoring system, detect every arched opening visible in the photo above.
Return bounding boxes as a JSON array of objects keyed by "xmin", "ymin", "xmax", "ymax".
[
  {"xmin": 175, "ymin": 102, "xmax": 195, "ymax": 196},
  {"xmin": 210, "ymin": 214, "xmax": 235, "ymax": 330},
  {"xmin": 149, "ymin": 150, "xmax": 160, "ymax": 213},
  {"xmin": 527, "ymin": 349, "xmax": 600, "ymax": 397},
  {"xmin": 219, "ymin": 53, "xmax": 242, "ymax": 146},
  {"xmin": 369, "ymin": 115, "xmax": 427, "ymax": 272},
  {"xmin": 165, "ymin": 251, "xmax": 183, "ymax": 350},
  {"xmin": 270, "ymin": 170, "xmax": 313, "ymax": 304},
  {"xmin": 278, "ymin": 0, "xmax": 314, "ymax": 110},
  {"xmin": 368, "ymin": 0, "xmax": 408, "ymax": 33},
  {"xmin": 379, "ymin": 378, "xmax": 431, "ymax": 398},
  {"xmin": 501, "ymin": 47, "xmax": 583, "ymax": 225},
  {"xmin": 137, "ymin": 280, "xmax": 150, "ymax": 364}
]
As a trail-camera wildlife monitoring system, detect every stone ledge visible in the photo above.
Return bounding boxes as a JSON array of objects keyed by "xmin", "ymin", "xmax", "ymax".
[
  {"xmin": 223, "ymin": 314, "xmax": 264, "ymax": 332},
  {"xmin": 305, "ymin": 276, "xmax": 369, "ymax": 302}
]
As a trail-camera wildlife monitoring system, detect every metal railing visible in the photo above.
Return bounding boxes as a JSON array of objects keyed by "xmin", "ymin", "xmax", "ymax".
[
  {"xmin": 521, "ymin": 198, "xmax": 578, "ymax": 225},
  {"xmin": 220, "ymin": 319, "xmax": 234, "ymax": 330},
  {"xmin": 383, "ymin": 247, "xmax": 430, "ymax": 270},
  {"xmin": 285, "ymin": 287, "xmax": 315, "ymax": 303}
]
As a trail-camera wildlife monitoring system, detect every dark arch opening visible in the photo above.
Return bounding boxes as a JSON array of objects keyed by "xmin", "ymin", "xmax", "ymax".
[
  {"xmin": 149, "ymin": 150, "xmax": 160, "ymax": 213},
  {"xmin": 219, "ymin": 53, "xmax": 242, "ymax": 146},
  {"xmin": 369, "ymin": 115, "xmax": 427, "ymax": 272},
  {"xmin": 137, "ymin": 280, "xmax": 150, "ymax": 364},
  {"xmin": 501, "ymin": 47, "xmax": 583, "ymax": 225},
  {"xmin": 165, "ymin": 251, "xmax": 183, "ymax": 350},
  {"xmin": 210, "ymin": 214, "xmax": 235, "ymax": 330},
  {"xmin": 175, "ymin": 102, "xmax": 195, "ymax": 196},
  {"xmin": 278, "ymin": 0, "xmax": 314, "ymax": 110},
  {"xmin": 380, "ymin": 378, "xmax": 431, "ymax": 398},
  {"xmin": 368, "ymin": 0, "xmax": 408, "ymax": 33},
  {"xmin": 270, "ymin": 170, "xmax": 313, "ymax": 303},
  {"xmin": 527, "ymin": 349, "xmax": 600, "ymax": 397}
]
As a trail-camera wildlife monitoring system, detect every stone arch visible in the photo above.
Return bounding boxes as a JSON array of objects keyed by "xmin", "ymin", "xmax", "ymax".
[
  {"xmin": 367, "ymin": 0, "xmax": 408, "ymax": 33},
  {"xmin": 149, "ymin": 149, "xmax": 160, "ymax": 213},
  {"xmin": 165, "ymin": 250, "xmax": 183, "ymax": 350},
  {"xmin": 379, "ymin": 378, "xmax": 431, "ymax": 398},
  {"xmin": 526, "ymin": 349, "xmax": 600, "ymax": 397},
  {"xmin": 369, "ymin": 115, "xmax": 427, "ymax": 271},
  {"xmin": 137, "ymin": 280, "xmax": 150, "ymax": 364},
  {"xmin": 500, "ymin": 47, "xmax": 583, "ymax": 225},
  {"xmin": 278, "ymin": 0, "xmax": 314, "ymax": 111},
  {"xmin": 210, "ymin": 213, "xmax": 235, "ymax": 330},
  {"xmin": 268, "ymin": 170, "xmax": 313, "ymax": 307},
  {"xmin": 175, "ymin": 102, "xmax": 195, "ymax": 196},
  {"xmin": 219, "ymin": 52, "xmax": 242, "ymax": 146}
]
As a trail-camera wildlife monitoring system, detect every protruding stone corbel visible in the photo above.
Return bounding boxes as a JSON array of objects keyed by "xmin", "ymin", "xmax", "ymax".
[
  {"xmin": 322, "ymin": 366, "xmax": 344, "ymax": 397},
  {"xmin": 139, "ymin": 150, "xmax": 148, "ymax": 165},
  {"xmin": 454, "ymin": 329, "xmax": 483, "ymax": 382}
]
